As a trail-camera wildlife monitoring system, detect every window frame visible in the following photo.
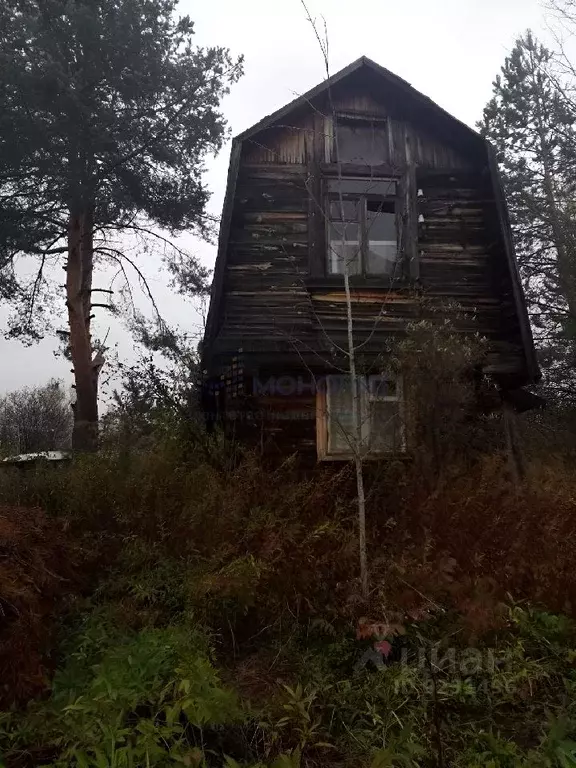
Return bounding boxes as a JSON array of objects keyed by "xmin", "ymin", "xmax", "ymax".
[
  {"xmin": 325, "ymin": 177, "xmax": 399, "ymax": 278},
  {"xmin": 316, "ymin": 373, "xmax": 405, "ymax": 461},
  {"xmin": 325, "ymin": 113, "xmax": 389, "ymax": 165}
]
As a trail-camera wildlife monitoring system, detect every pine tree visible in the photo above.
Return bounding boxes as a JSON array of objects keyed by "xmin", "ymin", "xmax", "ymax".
[
  {"xmin": 479, "ymin": 31, "xmax": 576, "ymax": 399},
  {"xmin": 0, "ymin": 0, "xmax": 242, "ymax": 450}
]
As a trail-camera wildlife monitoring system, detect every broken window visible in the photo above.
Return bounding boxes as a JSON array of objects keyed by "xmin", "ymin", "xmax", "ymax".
[
  {"xmin": 317, "ymin": 373, "xmax": 404, "ymax": 459},
  {"xmin": 328, "ymin": 114, "xmax": 388, "ymax": 166},
  {"xmin": 326, "ymin": 178, "xmax": 398, "ymax": 276}
]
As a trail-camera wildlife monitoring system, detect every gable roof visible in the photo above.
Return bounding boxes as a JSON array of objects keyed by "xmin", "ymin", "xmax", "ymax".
[
  {"xmin": 202, "ymin": 56, "xmax": 539, "ymax": 385},
  {"xmin": 234, "ymin": 55, "xmax": 481, "ymax": 146}
]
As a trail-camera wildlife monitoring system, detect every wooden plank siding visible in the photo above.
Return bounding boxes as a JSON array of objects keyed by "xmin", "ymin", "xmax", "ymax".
[
  {"xmin": 202, "ymin": 58, "xmax": 538, "ymax": 458},
  {"xmin": 209, "ymin": 130, "xmax": 522, "ymax": 377},
  {"xmin": 242, "ymin": 90, "xmax": 473, "ymax": 172}
]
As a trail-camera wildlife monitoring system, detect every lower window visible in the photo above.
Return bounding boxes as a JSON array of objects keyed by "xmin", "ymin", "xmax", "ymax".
[{"xmin": 316, "ymin": 374, "xmax": 405, "ymax": 460}]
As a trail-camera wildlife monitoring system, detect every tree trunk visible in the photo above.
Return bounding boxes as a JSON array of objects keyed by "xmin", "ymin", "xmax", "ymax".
[
  {"xmin": 333, "ymin": 108, "xmax": 369, "ymax": 603},
  {"xmin": 67, "ymin": 209, "xmax": 99, "ymax": 452},
  {"xmin": 503, "ymin": 401, "xmax": 524, "ymax": 488},
  {"xmin": 343, "ymin": 268, "xmax": 369, "ymax": 602},
  {"xmin": 299, "ymin": 14, "xmax": 370, "ymax": 602}
]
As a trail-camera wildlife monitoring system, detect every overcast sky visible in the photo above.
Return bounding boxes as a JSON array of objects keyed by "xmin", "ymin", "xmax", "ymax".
[{"xmin": 0, "ymin": 0, "xmax": 548, "ymax": 396}]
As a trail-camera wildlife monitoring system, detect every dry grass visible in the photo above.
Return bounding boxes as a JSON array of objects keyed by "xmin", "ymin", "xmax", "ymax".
[
  {"xmin": 365, "ymin": 456, "xmax": 576, "ymax": 634},
  {"xmin": 0, "ymin": 505, "xmax": 77, "ymax": 706},
  {"xmin": 1, "ymin": 444, "xmax": 576, "ymax": 699}
]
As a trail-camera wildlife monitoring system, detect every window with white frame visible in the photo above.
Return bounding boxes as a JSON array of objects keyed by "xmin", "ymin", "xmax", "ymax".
[
  {"xmin": 326, "ymin": 178, "xmax": 398, "ymax": 277},
  {"xmin": 317, "ymin": 373, "xmax": 404, "ymax": 459}
]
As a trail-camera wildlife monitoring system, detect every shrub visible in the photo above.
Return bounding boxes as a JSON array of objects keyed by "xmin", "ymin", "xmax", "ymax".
[
  {"xmin": 0, "ymin": 612, "xmax": 244, "ymax": 767},
  {"xmin": 368, "ymin": 455, "xmax": 576, "ymax": 631},
  {"xmin": 0, "ymin": 504, "xmax": 78, "ymax": 707},
  {"xmin": 2, "ymin": 424, "xmax": 576, "ymax": 765}
]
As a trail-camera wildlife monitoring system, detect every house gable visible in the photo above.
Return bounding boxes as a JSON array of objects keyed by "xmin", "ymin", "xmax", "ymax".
[
  {"xmin": 202, "ymin": 56, "xmax": 539, "ymax": 453},
  {"xmin": 240, "ymin": 66, "xmax": 476, "ymax": 172}
]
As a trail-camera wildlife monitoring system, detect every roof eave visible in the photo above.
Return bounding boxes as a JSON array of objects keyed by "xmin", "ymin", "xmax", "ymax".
[{"xmin": 233, "ymin": 55, "xmax": 484, "ymax": 147}]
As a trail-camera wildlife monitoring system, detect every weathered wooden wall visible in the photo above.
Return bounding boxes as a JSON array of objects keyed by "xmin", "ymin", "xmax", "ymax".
[
  {"xmin": 209, "ymin": 163, "xmax": 315, "ymax": 370},
  {"xmin": 417, "ymin": 171, "xmax": 525, "ymax": 378},
  {"xmin": 205, "ymin": 74, "xmax": 529, "ymax": 455},
  {"xmin": 242, "ymin": 90, "xmax": 472, "ymax": 172}
]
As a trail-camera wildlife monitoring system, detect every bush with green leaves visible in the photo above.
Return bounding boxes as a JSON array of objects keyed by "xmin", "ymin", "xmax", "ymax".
[
  {"xmin": 0, "ymin": 613, "xmax": 240, "ymax": 766},
  {"xmin": 243, "ymin": 603, "xmax": 576, "ymax": 767}
]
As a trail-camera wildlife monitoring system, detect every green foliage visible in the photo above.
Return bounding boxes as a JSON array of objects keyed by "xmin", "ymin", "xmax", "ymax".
[
  {"xmin": 392, "ymin": 308, "xmax": 494, "ymax": 481},
  {"xmin": 105, "ymin": 320, "xmax": 203, "ymax": 452},
  {"xmin": 0, "ymin": 613, "xmax": 242, "ymax": 766},
  {"xmin": 479, "ymin": 31, "xmax": 576, "ymax": 401},
  {"xmin": 274, "ymin": 603, "xmax": 576, "ymax": 767},
  {"xmin": 0, "ymin": 0, "xmax": 243, "ymax": 338},
  {"xmin": 3, "ymin": 437, "xmax": 576, "ymax": 765}
]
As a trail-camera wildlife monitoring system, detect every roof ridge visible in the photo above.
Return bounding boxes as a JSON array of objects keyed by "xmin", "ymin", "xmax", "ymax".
[{"xmin": 233, "ymin": 56, "xmax": 480, "ymax": 144}]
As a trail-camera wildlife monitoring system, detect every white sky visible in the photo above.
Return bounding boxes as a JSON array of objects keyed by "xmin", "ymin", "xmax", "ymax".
[{"xmin": 0, "ymin": 0, "xmax": 548, "ymax": 396}]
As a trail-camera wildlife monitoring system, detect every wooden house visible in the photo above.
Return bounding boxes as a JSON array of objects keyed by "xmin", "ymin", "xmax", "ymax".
[{"xmin": 201, "ymin": 57, "xmax": 539, "ymax": 460}]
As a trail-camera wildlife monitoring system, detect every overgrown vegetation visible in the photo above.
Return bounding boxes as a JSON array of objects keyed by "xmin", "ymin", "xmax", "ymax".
[
  {"xmin": 0, "ymin": 319, "xmax": 574, "ymax": 767},
  {"xmin": 4, "ymin": 3, "xmax": 576, "ymax": 767},
  {"xmin": 1, "ymin": 419, "xmax": 576, "ymax": 766}
]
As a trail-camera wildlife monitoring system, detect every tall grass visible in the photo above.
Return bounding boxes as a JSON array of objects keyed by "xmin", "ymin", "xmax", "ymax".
[
  {"xmin": 2, "ymin": 429, "xmax": 576, "ymax": 766},
  {"xmin": 1, "ymin": 434, "xmax": 576, "ymax": 654}
]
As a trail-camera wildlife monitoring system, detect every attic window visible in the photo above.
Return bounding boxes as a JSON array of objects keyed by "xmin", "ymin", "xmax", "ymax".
[
  {"xmin": 317, "ymin": 374, "xmax": 405, "ymax": 460},
  {"xmin": 327, "ymin": 114, "xmax": 388, "ymax": 165}
]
